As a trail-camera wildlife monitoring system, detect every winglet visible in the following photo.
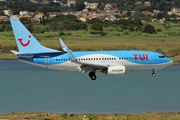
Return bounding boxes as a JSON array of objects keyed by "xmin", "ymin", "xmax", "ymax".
[
  {"xmin": 59, "ymin": 39, "xmax": 76, "ymax": 62},
  {"xmin": 59, "ymin": 39, "xmax": 68, "ymax": 52}
]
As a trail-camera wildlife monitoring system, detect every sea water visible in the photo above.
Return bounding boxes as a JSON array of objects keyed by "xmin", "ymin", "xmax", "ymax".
[{"xmin": 0, "ymin": 60, "xmax": 180, "ymax": 114}]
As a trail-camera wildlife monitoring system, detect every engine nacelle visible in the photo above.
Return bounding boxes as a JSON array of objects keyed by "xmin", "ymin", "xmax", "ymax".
[{"xmin": 102, "ymin": 66, "xmax": 126, "ymax": 76}]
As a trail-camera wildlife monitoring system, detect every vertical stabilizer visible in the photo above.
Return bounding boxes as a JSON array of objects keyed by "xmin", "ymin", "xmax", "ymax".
[{"xmin": 10, "ymin": 18, "xmax": 59, "ymax": 54}]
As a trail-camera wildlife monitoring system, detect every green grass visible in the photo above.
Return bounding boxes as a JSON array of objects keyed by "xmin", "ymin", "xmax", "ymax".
[{"xmin": 0, "ymin": 53, "xmax": 17, "ymax": 60}]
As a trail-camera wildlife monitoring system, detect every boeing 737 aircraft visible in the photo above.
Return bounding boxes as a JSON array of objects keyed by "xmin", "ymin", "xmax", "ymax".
[{"xmin": 10, "ymin": 18, "xmax": 173, "ymax": 80}]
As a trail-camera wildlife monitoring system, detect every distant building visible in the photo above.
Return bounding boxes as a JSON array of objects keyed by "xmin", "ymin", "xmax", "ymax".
[
  {"xmin": 84, "ymin": 2, "xmax": 98, "ymax": 9},
  {"xmin": 153, "ymin": 9, "xmax": 161, "ymax": 14},
  {"xmin": 35, "ymin": 11, "xmax": 44, "ymax": 16},
  {"xmin": 152, "ymin": 18, "xmax": 158, "ymax": 23},
  {"xmin": 171, "ymin": 7, "xmax": 180, "ymax": 14},
  {"xmin": 42, "ymin": 0, "xmax": 49, "ymax": 4},
  {"xmin": 104, "ymin": 4, "xmax": 112, "ymax": 11},
  {"xmin": 131, "ymin": 11, "xmax": 137, "ymax": 16},
  {"xmin": 67, "ymin": 0, "xmax": 76, "ymax": 6},
  {"xmin": 30, "ymin": 0, "xmax": 38, "ymax": 3},
  {"xmin": 105, "ymin": 15, "xmax": 116, "ymax": 21},
  {"xmin": 135, "ymin": 1, "xmax": 142, "ymax": 5},
  {"xmin": 122, "ymin": 11, "xmax": 128, "ymax": 15},
  {"xmin": 3, "ymin": 10, "xmax": 13, "ymax": 16},
  {"xmin": 19, "ymin": 11, "xmax": 28, "ymax": 16},
  {"xmin": 0, "ymin": 16, "xmax": 9, "ymax": 21},
  {"xmin": 142, "ymin": 11, "xmax": 152, "ymax": 15},
  {"xmin": 144, "ymin": 1, "xmax": 151, "ymax": 6},
  {"xmin": 0, "ymin": 0, "xmax": 6, "ymax": 2},
  {"xmin": 112, "ymin": 8, "xmax": 119, "ymax": 12}
]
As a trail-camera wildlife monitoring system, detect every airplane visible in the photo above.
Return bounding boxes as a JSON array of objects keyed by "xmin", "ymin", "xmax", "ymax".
[{"xmin": 10, "ymin": 18, "xmax": 173, "ymax": 80}]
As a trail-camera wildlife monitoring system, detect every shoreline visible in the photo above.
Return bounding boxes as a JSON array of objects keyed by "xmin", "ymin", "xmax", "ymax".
[{"xmin": 1, "ymin": 112, "xmax": 180, "ymax": 119}]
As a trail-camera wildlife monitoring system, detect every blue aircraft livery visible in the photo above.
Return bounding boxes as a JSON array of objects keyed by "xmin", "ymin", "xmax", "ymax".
[{"xmin": 10, "ymin": 18, "xmax": 173, "ymax": 80}]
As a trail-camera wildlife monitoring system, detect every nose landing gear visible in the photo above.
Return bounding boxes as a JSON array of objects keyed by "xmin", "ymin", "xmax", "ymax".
[
  {"xmin": 152, "ymin": 69, "xmax": 156, "ymax": 77},
  {"xmin": 89, "ymin": 71, "xmax": 96, "ymax": 80}
]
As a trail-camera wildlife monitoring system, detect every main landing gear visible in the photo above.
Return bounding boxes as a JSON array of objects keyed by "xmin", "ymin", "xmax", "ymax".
[
  {"xmin": 89, "ymin": 71, "xmax": 96, "ymax": 80},
  {"xmin": 152, "ymin": 69, "xmax": 156, "ymax": 77}
]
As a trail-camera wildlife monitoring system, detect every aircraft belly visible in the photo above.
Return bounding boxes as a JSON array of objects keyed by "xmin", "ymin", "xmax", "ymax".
[{"xmin": 48, "ymin": 61, "xmax": 79, "ymax": 71}]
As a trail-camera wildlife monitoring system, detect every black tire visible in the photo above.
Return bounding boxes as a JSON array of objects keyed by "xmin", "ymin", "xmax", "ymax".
[
  {"xmin": 89, "ymin": 71, "xmax": 94, "ymax": 77},
  {"xmin": 152, "ymin": 73, "xmax": 156, "ymax": 77},
  {"xmin": 89, "ymin": 71, "xmax": 96, "ymax": 80}
]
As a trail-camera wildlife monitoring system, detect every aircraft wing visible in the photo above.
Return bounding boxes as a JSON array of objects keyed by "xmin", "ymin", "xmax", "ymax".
[
  {"xmin": 79, "ymin": 62, "xmax": 107, "ymax": 73},
  {"xmin": 59, "ymin": 39, "xmax": 107, "ymax": 72}
]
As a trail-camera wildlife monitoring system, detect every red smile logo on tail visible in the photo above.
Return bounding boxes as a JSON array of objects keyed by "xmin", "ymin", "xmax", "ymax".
[{"xmin": 18, "ymin": 35, "xmax": 31, "ymax": 47}]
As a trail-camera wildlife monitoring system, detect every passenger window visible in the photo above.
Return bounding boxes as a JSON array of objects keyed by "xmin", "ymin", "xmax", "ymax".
[{"xmin": 96, "ymin": 58, "xmax": 98, "ymax": 60}]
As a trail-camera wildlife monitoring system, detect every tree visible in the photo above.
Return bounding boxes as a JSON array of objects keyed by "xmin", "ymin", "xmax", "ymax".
[
  {"xmin": 86, "ymin": 18, "xmax": 102, "ymax": 24},
  {"xmin": 127, "ymin": 11, "xmax": 131, "ymax": 16},
  {"xmin": 134, "ymin": 18, "xmax": 143, "ymax": 26},
  {"xmin": 76, "ymin": 2, "xmax": 85, "ymax": 11},
  {"xmin": 143, "ymin": 24, "xmax": 156, "ymax": 34},
  {"xmin": 77, "ymin": 22, "xmax": 87, "ymax": 30},
  {"xmin": 128, "ymin": 25, "xmax": 134, "ymax": 31},
  {"xmin": 114, "ymin": 14, "xmax": 120, "ymax": 19},
  {"xmin": 92, "ymin": 22, "xmax": 103, "ymax": 30},
  {"xmin": 165, "ymin": 14, "xmax": 171, "ymax": 21},
  {"xmin": 20, "ymin": 17, "xmax": 29, "ymax": 24},
  {"xmin": 103, "ymin": 20, "xmax": 113, "ymax": 27}
]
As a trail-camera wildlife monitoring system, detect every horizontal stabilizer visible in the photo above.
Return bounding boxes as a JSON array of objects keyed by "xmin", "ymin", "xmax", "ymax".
[
  {"xmin": 10, "ymin": 50, "xmax": 20, "ymax": 55},
  {"xmin": 10, "ymin": 50, "xmax": 33, "ymax": 58}
]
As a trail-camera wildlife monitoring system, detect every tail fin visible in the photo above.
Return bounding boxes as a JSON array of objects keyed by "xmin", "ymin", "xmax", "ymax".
[{"xmin": 10, "ymin": 18, "xmax": 59, "ymax": 54}]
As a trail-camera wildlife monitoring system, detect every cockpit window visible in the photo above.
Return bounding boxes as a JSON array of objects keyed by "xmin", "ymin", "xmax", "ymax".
[{"xmin": 159, "ymin": 56, "xmax": 165, "ymax": 58}]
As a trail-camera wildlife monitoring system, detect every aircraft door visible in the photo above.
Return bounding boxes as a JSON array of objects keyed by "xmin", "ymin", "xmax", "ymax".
[
  {"xmin": 101, "ymin": 56, "xmax": 105, "ymax": 63},
  {"xmin": 45, "ymin": 56, "xmax": 49, "ymax": 65},
  {"xmin": 149, "ymin": 54, "xmax": 154, "ymax": 63}
]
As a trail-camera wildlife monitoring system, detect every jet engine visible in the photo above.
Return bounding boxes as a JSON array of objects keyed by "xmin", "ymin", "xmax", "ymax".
[{"xmin": 102, "ymin": 66, "xmax": 126, "ymax": 76}]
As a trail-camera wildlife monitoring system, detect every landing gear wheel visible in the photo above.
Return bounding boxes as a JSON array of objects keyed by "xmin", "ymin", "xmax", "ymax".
[
  {"xmin": 91, "ymin": 75, "xmax": 96, "ymax": 80},
  {"xmin": 152, "ymin": 69, "xmax": 156, "ymax": 77},
  {"xmin": 89, "ymin": 71, "xmax": 97, "ymax": 80},
  {"xmin": 152, "ymin": 73, "xmax": 156, "ymax": 77}
]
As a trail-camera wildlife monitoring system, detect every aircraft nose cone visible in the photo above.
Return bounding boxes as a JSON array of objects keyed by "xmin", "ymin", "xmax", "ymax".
[{"xmin": 166, "ymin": 58, "xmax": 173, "ymax": 64}]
